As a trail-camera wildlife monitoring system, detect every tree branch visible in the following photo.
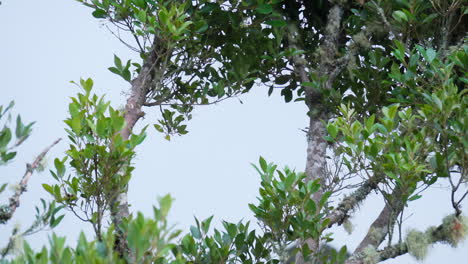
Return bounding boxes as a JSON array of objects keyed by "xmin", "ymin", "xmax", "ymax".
[
  {"xmin": 0, "ymin": 138, "xmax": 61, "ymax": 224},
  {"xmin": 353, "ymin": 188, "xmax": 405, "ymax": 254},
  {"xmin": 109, "ymin": 38, "xmax": 162, "ymax": 260},
  {"xmin": 327, "ymin": 174, "xmax": 382, "ymax": 227},
  {"xmin": 291, "ymin": 3, "xmax": 349, "ymax": 262},
  {"xmin": 345, "ymin": 214, "xmax": 468, "ymax": 264}
]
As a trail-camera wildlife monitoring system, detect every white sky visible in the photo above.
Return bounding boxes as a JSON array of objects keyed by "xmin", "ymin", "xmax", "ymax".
[{"xmin": 0, "ymin": 1, "xmax": 467, "ymax": 263}]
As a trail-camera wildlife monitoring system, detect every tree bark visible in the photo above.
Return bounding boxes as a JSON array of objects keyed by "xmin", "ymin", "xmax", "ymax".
[
  {"xmin": 111, "ymin": 49, "xmax": 159, "ymax": 260},
  {"xmin": 345, "ymin": 218, "xmax": 457, "ymax": 264},
  {"xmin": 354, "ymin": 189, "xmax": 405, "ymax": 254},
  {"xmin": 294, "ymin": 4, "xmax": 346, "ymax": 263},
  {"xmin": 327, "ymin": 175, "xmax": 382, "ymax": 227}
]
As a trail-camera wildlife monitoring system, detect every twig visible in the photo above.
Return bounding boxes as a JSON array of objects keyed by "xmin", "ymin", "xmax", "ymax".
[{"xmin": 0, "ymin": 138, "xmax": 61, "ymax": 224}]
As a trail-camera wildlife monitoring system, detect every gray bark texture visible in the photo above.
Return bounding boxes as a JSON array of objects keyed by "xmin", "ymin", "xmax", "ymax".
[
  {"xmin": 295, "ymin": 3, "xmax": 346, "ymax": 263},
  {"xmin": 111, "ymin": 49, "xmax": 159, "ymax": 260}
]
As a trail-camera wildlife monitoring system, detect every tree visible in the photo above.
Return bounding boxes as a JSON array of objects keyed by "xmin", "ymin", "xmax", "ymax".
[{"xmin": 0, "ymin": 0, "xmax": 467, "ymax": 264}]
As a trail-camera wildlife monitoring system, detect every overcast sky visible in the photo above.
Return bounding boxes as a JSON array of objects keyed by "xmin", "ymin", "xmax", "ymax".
[{"xmin": 0, "ymin": 1, "xmax": 466, "ymax": 263}]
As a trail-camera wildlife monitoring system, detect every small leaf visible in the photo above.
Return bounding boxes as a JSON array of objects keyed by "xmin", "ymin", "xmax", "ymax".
[
  {"xmin": 50, "ymin": 215, "xmax": 65, "ymax": 228},
  {"xmin": 408, "ymin": 194, "xmax": 422, "ymax": 201},
  {"xmin": 136, "ymin": 10, "xmax": 147, "ymax": 23},
  {"xmin": 190, "ymin": 226, "xmax": 201, "ymax": 239},
  {"xmin": 113, "ymin": 55, "xmax": 123, "ymax": 70},
  {"xmin": 281, "ymin": 88, "xmax": 293, "ymax": 103},
  {"xmin": 392, "ymin": 10, "xmax": 408, "ymax": 22},
  {"xmin": 42, "ymin": 184, "xmax": 54, "ymax": 195},
  {"xmin": 158, "ymin": 194, "xmax": 173, "ymax": 218},
  {"xmin": 15, "ymin": 115, "xmax": 24, "ymax": 138},
  {"xmin": 319, "ymin": 191, "xmax": 331, "ymax": 208},
  {"xmin": 327, "ymin": 123, "xmax": 338, "ymax": 139},
  {"xmin": 96, "ymin": 118, "xmax": 107, "ymax": 138},
  {"xmin": 108, "ymin": 67, "xmax": 120, "ymax": 75},
  {"xmin": 202, "ymin": 215, "xmax": 214, "ymax": 233},
  {"xmin": 195, "ymin": 22, "xmax": 208, "ymax": 33},
  {"xmin": 259, "ymin": 156, "xmax": 267, "ymax": 173},
  {"xmin": 256, "ymin": 4, "xmax": 272, "ymax": 14},
  {"xmin": 426, "ymin": 48, "xmax": 437, "ymax": 63},
  {"xmin": 0, "ymin": 127, "xmax": 12, "ymax": 147},
  {"xmin": 0, "ymin": 183, "xmax": 7, "ymax": 194},
  {"xmin": 265, "ymin": 20, "xmax": 287, "ymax": 27},
  {"xmin": 92, "ymin": 9, "xmax": 107, "ymax": 19},
  {"xmin": 82, "ymin": 78, "xmax": 93, "ymax": 92}
]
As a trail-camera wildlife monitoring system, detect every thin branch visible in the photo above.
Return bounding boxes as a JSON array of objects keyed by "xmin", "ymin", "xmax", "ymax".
[
  {"xmin": 0, "ymin": 138, "xmax": 62, "ymax": 224},
  {"xmin": 105, "ymin": 25, "xmax": 141, "ymax": 53},
  {"xmin": 124, "ymin": 18, "xmax": 145, "ymax": 53}
]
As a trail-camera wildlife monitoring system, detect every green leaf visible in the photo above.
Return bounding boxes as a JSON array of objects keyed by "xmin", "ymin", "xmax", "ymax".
[
  {"xmin": 373, "ymin": 123, "xmax": 388, "ymax": 134},
  {"xmin": 136, "ymin": 10, "xmax": 147, "ymax": 23},
  {"xmin": 108, "ymin": 67, "xmax": 120, "ymax": 75},
  {"xmin": 281, "ymin": 88, "xmax": 293, "ymax": 103},
  {"xmin": 113, "ymin": 55, "xmax": 123, "ymax": 70},
  {"xmin": 92, "ymin": 9, "xmax": 107, "ymax": 19},
  {"xmin": 177, "ymin": 21, "xmax": 193, "ymax": 34},
  {"xmin": 2, "ymin": 151, "xmax": 16, "ymax": 162},
  {"xmin": 392, "ymin": 10, "xmax": 408, "ymax": 22},
  {"xmin": 326, "ymin": 123, "xmax": 338, "ymax": 138},
  {"xmin": 194, "ymin": 22, "xmax": 209, "ymax": 33},
  {"xmin": 112, "ymin": 116, "xmax": 125, "ymax": 132},
  {"xmin": 0, "ymin": 127, "xmax": 12, "ymax": 147},
  {"xmin": 54, "ymin": 158, "xmax": 66, "ymax": 178},
  {"xmin": 42, "ymin": 184, "xmax": 54, "ymax": 195},
  {"xmin": 426, "ymin": 48, "xmax": 436, "ymax": 63},
  {"xmin": 432, "ymin": 95, "xmax": 443, "ymax": 111},
  {"xmin": 284, "ymin": 172, "xmax": 295, "ymax": 190},
  {"xmin": 0, "ymin": 183, "xmax": 7, "ymax": 194},
  {"xmin": 305, "ymin": 200, "xmax": 316, "ymax": 215},
  {"xmin": 255, "ymin": 4, "xmax": 272, "ymax": 14},
  {"xmin": 122, "ymin": 69, "xmax": 131, "ymax": 82},
  {"xmin": 408, "ymin": 194, "xmax": 422, "ymax": 201},
  {"xmin": 15, "ymin": 115, "xmax": 24, "ymax": 138},
  {"xmin": 50, "ymin": 215, "xmax": 65, "ymax": 228},
  {"xmin": 70, "ymin": 117, "xmax": 82, "ymax": 134},
  {"xmin": 301, "ymin": 82, "xmax": 315, "ymax": 87},
  {"xmin": 307, "ymin": 179, "xmax": 321, "ymax": 194},
  {"xmin": 319, "ymin": 191, "xmax": 331, "ymax": 208},
  {"xmin": 275, "ymin": 75, "xmax": 290, "ymax": 85},
  {"xmin": 265, "ymin": 20, "xmax": 287, "ymax": 27},
  {"xmin": 202, "ymin": 215, "xmax": 214, "ymax": 233},
  {"xmin": 190, "ymin": 226, "xmax": 201, "ymax": 239},
  {"xmin": 96, "ymin": 118, "xmax": 107, "ymax": 138},
  {"xmin": 1, "ymin": 101, "xmax": 14, "ymax": 116},
  {"xmin": 80, "ymin": 78, "xmax": 93, "ymax": 93},
  {"xmin": 259, "ymin": 156, "xmax": 267, "ymax": 173},
  {"xmin": 338, "ymin": 246, "xmax": 348, "ymax": 262},
  {"xmin": 159, "ymin": 194, "xmax": 173, "ymax": 219}
]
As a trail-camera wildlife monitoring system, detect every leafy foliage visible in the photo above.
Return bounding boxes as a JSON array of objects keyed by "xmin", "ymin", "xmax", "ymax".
[
  {"xmin": 43, "ymin": 78, "xmax": 147, "ymax": 239},
  {"xmin": 2, "ymin": 0, "xmax": 467, "ymax": 263},
  {"xmin": 326, "ymin": 44, "xmax": 467, "ymax": 208},
  {"xmin": 0, "ymin": 103, "xmax": 63, "ymax": 257},
  {"xmin": 0, "ymin": 101, "xmax": 34, "ymax": 166}
]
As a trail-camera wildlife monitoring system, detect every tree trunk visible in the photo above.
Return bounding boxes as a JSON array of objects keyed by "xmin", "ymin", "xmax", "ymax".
[{"xmin": 111, "ymin": 50, "xmax": 158, "ymax": 260}]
